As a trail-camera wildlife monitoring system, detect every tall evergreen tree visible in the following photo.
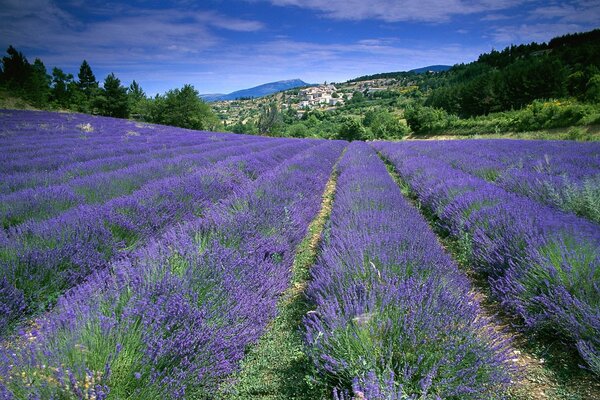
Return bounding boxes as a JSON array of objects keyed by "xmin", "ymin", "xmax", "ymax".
[
  {"xmin": 96, "ymin": 73, "xmax": 129, "ymax": 118},
  {"xmin": 25, "ymin": 58, "xmax": 51, "ymax": 107},
  {"xmin": 0, "ymin": 46, "xmax": 31, "ymax": 89},
  {"xmin": 127, "ymin": 80, "xmax": 147, "ymax": 117},
  {"xmin": 77, "ymin": 60, "xmax": 97, "ymax": 95},
  {"xmin": 258, "ymin": 102, "xmax": 282, "ymax": 135},
  {"xmin": 128, "ymin": 80, "xmax": 145, "ymax": 100},
  {"xmin": 76, "ymin": 60, "xmax": 98, "ymax": 112},
  {"xmin": 51, "ymin": 67, "xmax": 74, "ymax": 107}
]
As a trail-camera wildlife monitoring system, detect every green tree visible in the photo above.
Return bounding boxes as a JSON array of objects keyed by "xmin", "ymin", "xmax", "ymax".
[
  {"xmin": 150, "ymin": 84, "xmax": 219, "ymax": 130},
  {"xmin": 95, "ymin": 73, "xmax": 129, "ymax": 118},
  {"xmin": 77, "ymin": 60, "xmax": 97, "ymax": 96},
  {"xmin": 75, "ymin": 60, "xmax": 98, "ymax": 112},
  {"xmin": 586, "ymin": 74, "xmax": 600, "ymax": 103},
  {"xmin": 364, "ymin": 109, "xmax": 408, "ymax": 139},
  {"xmin": 127, "ymin": 80, "xmax": 148, "ymax": 118},
  {"xmin": 404, "ymin": 105, "xmax": 449, "ymax": 133},
  {"xmin": 0, "ymin": 46, "xmax": 30, "ymax": 89},
  {"xmin": 24, "ymin": 58, "xmax": 50, "ymax": 107},
  {"xmin": 286, "ymin": 122, "xmax": 309, "ymax": 138},
  {"xmin": 231, "ymin": 120, "xmax": 258, "ymax": 135},
  {"xmin": 337, "ymin": 116, "xmax": 365, "ymax": 141},
  {"xmin": 51, "ymin": 68, "xmax": 74, "ymax": 107},
  {"xmin": 258, "ymin": 102, "xmax": 282, "ymax": 135}
]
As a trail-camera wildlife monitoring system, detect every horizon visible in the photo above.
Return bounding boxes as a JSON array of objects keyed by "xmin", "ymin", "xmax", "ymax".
[{"xmin": 2, "ymin": 0, "xmax": 599, "ymax": 96}]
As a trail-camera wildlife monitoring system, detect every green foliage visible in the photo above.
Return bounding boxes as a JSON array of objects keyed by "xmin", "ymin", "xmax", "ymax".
[
  {"xmin": 586, "ymin": 74, "xmax": 600, "ymax": 103},
  {"xmin": 404, "ymin": 104, "xmax": 451, "ymax": 133},
  {"xmin": 231, "ymin": 120, "xmax": 258, "ymax": 135},
  {"xmin": 363, "ymin": 109, "xmax": 409, "ymax": 139},
  {"xmin": 0, "ymin": 48, "xmax": 50, "ymax": 107},
  {"xmin": 258, "ymin": 101, "xmax": 283, "ymax": 135},
  {"xmin": 127, "ymin": 80, "xmax": 149, "ymax": 118},
  {"xmin": 50, "ymin": 67, "xmax": 74, "ymax": 108},
  {"xmin": 149, "ymin": 84, "xmax": 220, "ymax": 130},
  {"xmin": 24, "ymin": 59, "xmax": 50, "ymax": 107},
  {"xmin": 95, "ymin": 73, "xmax": 130, "ymax": 118},
  {"xmin": 0, "ymin": 46, "xmax": 30, "ymax": 89},
  {"xmin": 337, "ymin": 116, "xmax": 366, "ymax": 141},
  {"xmin": 77, "ymin": 60, "xmax": 98, "ymax": 95},
  {"xmin": 406, "ymin": 100, "xmax": 600, "ymax": 135}
]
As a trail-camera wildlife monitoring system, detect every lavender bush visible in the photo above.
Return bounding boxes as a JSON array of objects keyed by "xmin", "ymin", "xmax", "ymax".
[
  {"xmin": 304, "ymin": 142, "xmax": 512, "ymax": 398},
  {"xmin": 391, "ymin": 139, "xmax": 600, "ymax": 223},
  {"xmin": 0, "ymin": 139, "xmax": 314, "ymax": 333},
  {"xmin": 372, "ymin": 141, "xmax": 600, "ymax": 376},
  {"xmin": 0, "ymin": 140, "xmax": 345, "ymax": 399}
]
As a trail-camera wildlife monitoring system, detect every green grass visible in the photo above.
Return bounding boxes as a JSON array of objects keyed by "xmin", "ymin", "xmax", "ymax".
[
  {"xmin": 405, "ymin": 124, "xmax": 600, "ymax": 141},
  {"xmin": 218, "ymin": 166, "xmax": 340, "ymax": 400}
]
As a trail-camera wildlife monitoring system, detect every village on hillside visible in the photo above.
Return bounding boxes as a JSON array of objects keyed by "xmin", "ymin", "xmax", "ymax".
[{"xmin": 210, "ymin": 77, "xmax": 417, "ymax": 126}]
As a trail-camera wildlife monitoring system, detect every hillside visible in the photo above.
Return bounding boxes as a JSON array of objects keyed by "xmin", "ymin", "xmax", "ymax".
[{"xmin": 210, "ymin": 29, "xmax": 600, "ymax": 140}]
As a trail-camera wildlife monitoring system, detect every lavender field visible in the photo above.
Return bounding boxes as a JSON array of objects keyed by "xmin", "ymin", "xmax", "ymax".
[{"xmin": 0, "ymin": 110, "xmax": 599, "ymax": 399}]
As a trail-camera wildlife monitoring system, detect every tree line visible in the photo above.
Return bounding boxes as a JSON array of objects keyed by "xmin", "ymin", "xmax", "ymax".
[
  {"xmin": 423, "ymin": 29, "xmax": 600, "ymax": 117},
  {"xmin": 0, "ymin": 46, "xmax": 219, "ymax": 130}
]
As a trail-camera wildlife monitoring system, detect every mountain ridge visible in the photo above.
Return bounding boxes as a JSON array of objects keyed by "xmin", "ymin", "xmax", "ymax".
[{"xmin": 201, "ymin": 79, "xmax": 311, "ymax": 102}]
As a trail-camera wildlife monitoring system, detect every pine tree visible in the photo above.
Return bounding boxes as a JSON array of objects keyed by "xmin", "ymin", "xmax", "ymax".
[
  {"xmin": 0, "ymin": 46, "xmax": 31, "ymax": 89},
  {"xmin": 51, "ymin": 67, "xmax": 74, "ymax": 107},
  {"xmin": 25, "ymin": 58, "xmax": 51, "ymax": 107},
  {"xmin": 127, "ymin": 80, "xmax": 147, "ymax": 117},
  {"xmin": 77, "ymin": 60, "xmax": 97, "ymax": 95},
  {"xmin": 96, "ymin": 73, "xmax": 129, "ymax": 118}
]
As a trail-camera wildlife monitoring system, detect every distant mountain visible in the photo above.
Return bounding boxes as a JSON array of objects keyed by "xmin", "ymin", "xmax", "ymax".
[
  {"xmin": 199, "ymin": 93, "xmax": 226, "ymax": 102},
  {"xmin": 201, "ymin": 79, "xmax": 311, "ymax": 102},
  {"xmin": 409, "ymin": 65, "xmax": 452, "ymax": 73}
]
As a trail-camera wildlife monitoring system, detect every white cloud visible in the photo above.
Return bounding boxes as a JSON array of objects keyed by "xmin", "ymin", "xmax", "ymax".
[
  {"xmin": 263, "ymin": 0, "xmax": 527, "ymax": 22},
  {"xmin": 487, "ymin": 1, "xmax": 599, "ymax": 45},
  {"xmin": 0, "ymin": 1, "xmax": 264, "ymax": 67},
  {"xmin": 489, "ymin": 23, "xmax": 584, "ymax": 44},
  {"xmin": 531, "ymin": 1, "xmax": 600, "ymax": 24}
]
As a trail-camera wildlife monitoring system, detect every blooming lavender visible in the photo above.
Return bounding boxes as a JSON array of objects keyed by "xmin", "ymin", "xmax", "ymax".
[
  {"xmin": 0, "ymin": 124, "xmax": 345, "ymax": 399},
  {"xmin": 304, "ymin": 142, "xmax": 512, "ymax": 398},
  {"xmin": 390, "ymin": 139, "xmax": 600, "ymax": 223},
  {"xmin": 0, "ymin": 110, "xmax": 324, "ymax": 334},
  {"xmin": 372, "ymin": 140, "xmax": 600, "ymax": 376}
]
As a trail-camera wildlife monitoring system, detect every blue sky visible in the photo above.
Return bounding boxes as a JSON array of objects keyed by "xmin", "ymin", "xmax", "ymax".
[{"xmin": 1, "ymin": 0, "xmax": 598, "ymax": 95}]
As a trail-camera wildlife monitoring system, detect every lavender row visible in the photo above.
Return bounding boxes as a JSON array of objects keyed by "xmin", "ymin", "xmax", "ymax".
[
  {"xmin": 397, "ymin": 140, "xmax": 600, "ymax": 223},
  {"xmin": 0, "ymin": 138, "xmax": 264, "ymax": 229},
  {"xmin": 0, "ymin": 140, "xmax": 346, "ymax": 399},
  {"xmin": 0, "ymin": 110, "xmax": 236, "ymax": 154},
  {"xmin": 0, "ymin": 111, "xmax": 242, "ymax": 174},
  {"xmin": 0, "ymin": 135, "xmax": 256, "ymax": 194},
  {"xmin": 372, "ymin": 141, "xmax": 600, "ymax": 376},
  {"xmin": 0, "ymin": 139, "xmax": 313, "ymax": 333},
  {"xmin": 303, "ymin": 142, "xmax": 511, "ymax": 399}
]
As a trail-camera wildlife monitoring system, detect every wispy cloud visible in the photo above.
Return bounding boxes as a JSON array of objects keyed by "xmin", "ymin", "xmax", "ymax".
[
  {"xmin": 487, "ymin": 0, "xmax": 599, "ymax": 44},
  {"xmin": 530, "ymin": 1, "xmax": 600, "ymax": 24},
  {"xmin": 489, "ymin": 23, "xmax": 584, "ymax": 44},
  {"xmin": 207, "ymin": 38, "xmax": 486, "ymax": 87},
  {"xmin": 262, "ymin": 0, "xmax": 527, "ymax": 22},
  {"xmin": 0, "ymin": 1, "xmax": 263, "ymax": 67}
]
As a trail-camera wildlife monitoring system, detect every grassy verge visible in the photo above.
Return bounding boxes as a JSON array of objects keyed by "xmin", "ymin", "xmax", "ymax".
[
  {"xmin": 376, "ymin": 151, "xmax": 600, "ymax": 400},
  {"xmin": 218, "ymin": 162, "xmax": 341, "ymax": 400},
  {"xmin": 404, "ymin": 124, "xmax": 600, "ymax": 141}
]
